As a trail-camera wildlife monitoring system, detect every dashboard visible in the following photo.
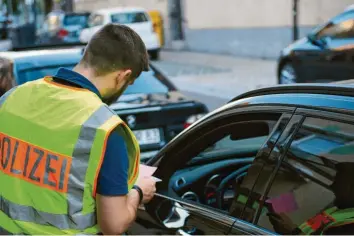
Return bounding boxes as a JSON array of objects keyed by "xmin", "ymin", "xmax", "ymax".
[{"xmin": 169, "ymin": 157, "xmax": 254, "ymax": 210}]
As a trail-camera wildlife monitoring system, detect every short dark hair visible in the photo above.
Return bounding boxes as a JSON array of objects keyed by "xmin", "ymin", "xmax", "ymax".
[{"xmin": 81, "ymin": 23, "xmax": 149, "ymax": 77}]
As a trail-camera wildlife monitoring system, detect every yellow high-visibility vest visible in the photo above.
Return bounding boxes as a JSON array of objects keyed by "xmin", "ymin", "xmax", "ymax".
[{"xmin": 0, "ymin": 77, "xmax": 140, "ymax": 234}]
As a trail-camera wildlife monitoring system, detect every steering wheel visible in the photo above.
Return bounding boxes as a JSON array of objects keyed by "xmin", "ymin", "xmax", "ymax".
[{"xmin": 215, "ymin": 164, "xmax": 251, "ymax": 210}]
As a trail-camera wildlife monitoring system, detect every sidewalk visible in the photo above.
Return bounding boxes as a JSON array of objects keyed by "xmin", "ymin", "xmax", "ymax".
[
  {"xmin": 156, "ymin": 51, "xmax": 277, "ymax": 100},
  {"xmin": 164, "ymin": 26, "xmax": 314, "ymax": 59}
]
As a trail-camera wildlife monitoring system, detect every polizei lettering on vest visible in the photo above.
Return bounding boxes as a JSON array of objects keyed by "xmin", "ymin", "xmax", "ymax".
[{"xmin": 0, "ymin": 132, "xmax": 71, "ymax": 192}]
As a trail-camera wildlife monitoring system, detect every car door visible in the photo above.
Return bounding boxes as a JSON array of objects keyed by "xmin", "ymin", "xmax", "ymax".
[
  {"xmin": 313, "ymin": 10, "xmax": 354, "ymax": 81},
  {"xmin": 246, "ymin": 108, "xmax": 354, "ymax": 234},
  {"xmin": 128, "ymin": 105, "xmax": 296, "ymax": 235}
]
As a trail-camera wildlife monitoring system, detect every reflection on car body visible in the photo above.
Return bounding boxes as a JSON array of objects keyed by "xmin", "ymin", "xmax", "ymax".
[
  {"xmin": 0, "ymin": 47, "xmax": 208, "ymax": 161},
  {"xmin": 126, "ymin": 84, "xmax": 354, "ymax": 235},
  {"xmin": 278, "ymin": 6, "xmax": 354, "ymax": 84}
]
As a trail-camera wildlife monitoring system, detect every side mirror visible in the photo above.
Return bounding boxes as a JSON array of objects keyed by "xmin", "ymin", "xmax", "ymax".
[{"xmin": 307, "ymin": 33, "xmax": 328, "ymax": 49}]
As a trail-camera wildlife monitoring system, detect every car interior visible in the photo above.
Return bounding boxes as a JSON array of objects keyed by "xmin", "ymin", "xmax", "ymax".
[
  {"xmin": 249, "ymin": 117, "xmax": 352, "ymax": 233},
  {"xmin": 142, "ymin": 114, "xmax": 354, "ymax": 234},
  {"xmin": 145, "ymin": 113, "xmax": 283, "ymax": 231}
]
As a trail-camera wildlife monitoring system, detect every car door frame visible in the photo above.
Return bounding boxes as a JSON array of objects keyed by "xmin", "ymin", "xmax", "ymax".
[
  {"xmin": 230, "ymin": 113, "xmax": 305, "ymax": 234},
  {"xmin": 144, "ymin": 105, "xmax": 296, "ymax": 235},
  {"xmin": 248, "ymin": 106, "xmax": 354, "ymax": 234}
]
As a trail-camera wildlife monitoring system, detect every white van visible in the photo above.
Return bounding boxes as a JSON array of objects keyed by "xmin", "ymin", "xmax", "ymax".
[{"xmin": 80, "ymin": 7, "xmax": 161, "ymax": 60}]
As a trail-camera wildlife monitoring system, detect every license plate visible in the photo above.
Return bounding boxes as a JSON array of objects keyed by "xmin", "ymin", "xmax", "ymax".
[{"xmin": 133, "ymin": 128, "xmax": 161, "ymax": 145}]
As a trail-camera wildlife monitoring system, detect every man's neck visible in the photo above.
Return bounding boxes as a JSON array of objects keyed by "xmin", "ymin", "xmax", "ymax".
[{"xmin": 73, "ymin": 64, "xmax": 104, "ymax": 95}]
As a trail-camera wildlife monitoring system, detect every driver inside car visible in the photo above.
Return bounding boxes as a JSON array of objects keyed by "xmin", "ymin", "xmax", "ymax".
[
  {"xmin": 268, "ymin": 162, "xmax": 354, "ymax": 235},
  {"xmin": 226, "ymin": 156, "xmax": 307, "ymax": 225},
  {"xmin": 226, "ymin": 158, "xmax": 277, "ymax": 221}
]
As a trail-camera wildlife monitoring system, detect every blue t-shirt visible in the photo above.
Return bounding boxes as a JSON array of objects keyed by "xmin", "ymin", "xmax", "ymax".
[{"xmin": 54, "ymin": 68, "xmax": 129, "ymax": 196}]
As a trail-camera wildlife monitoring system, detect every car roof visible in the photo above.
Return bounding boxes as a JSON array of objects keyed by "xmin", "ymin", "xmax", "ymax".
[
  {"xmin": 0, "ymin": 48, "xmax": 83, "ymax": 70},
  {"xmin": 345, "ymin": 4, "xmax": 354, "ymax": 12},
  {"xmin": 333, "ymin": 79, "xmax": 354, "ymax": 84},
  {"xmin": 222, "ymin": 83, "xmax": 354, "ymax": 115},
  {"xmin": 95, "ymin": 7, "xmax": 148, "ymax": 15},
  {"xmin": 230, "ymin": 84, "xmax": 354, "ymax": 101}
]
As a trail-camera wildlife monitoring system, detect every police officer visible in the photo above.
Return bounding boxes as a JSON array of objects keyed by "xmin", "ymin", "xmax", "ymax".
[
  {"xmin": 268, "ymin": 162, "xmax": 354, "ymax": 235},
  {"xmin": 0, "ymin": 23, "xmax": 156, "ymax": 235}
]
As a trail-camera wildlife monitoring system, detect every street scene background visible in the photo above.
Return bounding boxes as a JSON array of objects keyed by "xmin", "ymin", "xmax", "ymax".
[
  {"xmin": 1, "ymin": 0, "xmax": 354, "ymax": 235},
  {"xmin": 0, "ymin": 1, "xmax": 352, "ymax": 109}
]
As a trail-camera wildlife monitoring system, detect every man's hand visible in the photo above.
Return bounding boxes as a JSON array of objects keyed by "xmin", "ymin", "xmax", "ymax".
[
  {"xmin": 268, "ymin": 212, "xmax": 297, "ymax": 234},
  {"xmin": 136, "ymin": 176, "xmax": 157, "ymax": 203},
  {"xmin": 96, "ymin": 177, "xmax": 156, "ymax": 235}
]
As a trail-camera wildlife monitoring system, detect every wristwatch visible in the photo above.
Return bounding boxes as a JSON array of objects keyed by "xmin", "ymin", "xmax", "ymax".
[{"xmin": 132, "ymin": 185, "xmax": 143, "ymax": 204}]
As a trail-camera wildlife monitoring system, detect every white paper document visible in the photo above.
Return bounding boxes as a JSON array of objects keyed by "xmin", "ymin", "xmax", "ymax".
[{"xmin": 138, "ymin": 164, "xmax": 162, "ymax": 182}]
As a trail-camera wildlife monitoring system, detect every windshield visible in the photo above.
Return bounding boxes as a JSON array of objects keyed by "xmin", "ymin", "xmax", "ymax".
[
  {"xmin": 63, "ymin": 15, "xmax": 89, "ymax": 27},
  {"xmin": 111, "ymin": 12, "xmax": 148, "ymax": 24},
  {"xmin": 314, "ymin": 11, "xmax": 354, "ymax": 40},
  {"xmin": 17, "ymin": 66, "xmax": 169, "ymax": 95}
]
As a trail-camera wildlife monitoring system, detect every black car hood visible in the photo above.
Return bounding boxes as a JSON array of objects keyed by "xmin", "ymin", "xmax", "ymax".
[{"xmin": 109, "ymin": 91, "xmax": 196, "ymax": 110}]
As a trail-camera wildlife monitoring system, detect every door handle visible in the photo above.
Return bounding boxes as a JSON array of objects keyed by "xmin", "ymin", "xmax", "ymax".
[{"xmin": 177, "ymin": 229, "xmax": 191, "ymax": 236}]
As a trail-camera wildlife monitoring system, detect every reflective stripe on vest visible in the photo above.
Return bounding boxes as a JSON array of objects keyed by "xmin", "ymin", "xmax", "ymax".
[
  {"xmin": 67, "ymin": 104, "xmax": 115, "ymax": 219},
  {"xmin": 1, "ymin": 196, "xmax": 94, "ymax": 230},
  {"xmin": 0, "ymin": 78, "xmax": 140, "ymax": 234},
  {"xmin": 299, "ymin": 207, "xmax": 354, "ymax": 235}
]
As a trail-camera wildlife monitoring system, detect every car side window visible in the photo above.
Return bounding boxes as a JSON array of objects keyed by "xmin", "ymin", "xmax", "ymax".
[
  {"xmin": 317, "ymin": 12, "xmax": 354, "ymax": 40},
  {"xmin": 255, "ymin": 117, "xmax": 354, "ymax": 234},
  {"xmin": 88, "ymin": 14, "xmax": 104, "ymax": 27},
  {"xmin": 168, "ymin": 112, "xmax": 287, "ymax": 218},
  {"xmin": 111, "ymin": 12, "xmax": 148, "ymax": 24}
]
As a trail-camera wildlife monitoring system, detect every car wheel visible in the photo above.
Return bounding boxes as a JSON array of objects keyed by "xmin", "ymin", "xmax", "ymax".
[
  {"xmin": 279, "ymin": 63, "xmax": 297, "ymax": 84},
  {"xmin": 149, "ymin": 50, "xmax": 160, "ymax": 61}
]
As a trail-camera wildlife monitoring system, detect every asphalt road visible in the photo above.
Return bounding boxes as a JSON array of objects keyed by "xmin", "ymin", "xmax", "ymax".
[
  {"xmin": 182, "ymin": 91, "xmax": 229, "ymax": 111},
  {"xmin": 154, "ymin": 51, "xmax": 277, "ymax": 111}
]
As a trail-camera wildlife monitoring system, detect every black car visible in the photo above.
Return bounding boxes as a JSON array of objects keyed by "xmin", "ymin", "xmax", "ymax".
[
  {"xmin": 128, "ymin": 84, "xmax": 354, "ymax": 235},
  {"xmin": 0, "ymin": 47, "xmax": 208, "ymax": 161},
  {"xmin": 278, "ymin": 6, "xmax": 354, "ymax": 84}
]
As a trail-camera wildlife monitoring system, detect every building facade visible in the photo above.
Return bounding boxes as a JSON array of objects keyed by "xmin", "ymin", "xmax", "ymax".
[
  {"xmin": 74, "ymin": 0, "xmax": 354, "ymax": 58},
  {"xmin": 74, "ymin": 0, "xmax": 353, "ymax": 29}
]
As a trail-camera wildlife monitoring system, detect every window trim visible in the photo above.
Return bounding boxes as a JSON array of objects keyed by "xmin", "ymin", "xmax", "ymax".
[
  {"xmin": 295, "ymin": 108, "xmax": 354, "ymax": 124},
  {"xmin": 250, "ymin": 114, "xmax": 305, "ymax": 225},
  {"xmin": 150, "ymin": 105, "xmax": 296, "ymax": 165}
]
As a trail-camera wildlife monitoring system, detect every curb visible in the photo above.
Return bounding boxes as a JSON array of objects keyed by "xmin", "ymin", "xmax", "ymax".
[{"xmin": 161, "ymin": 46, "xmax": 278, "ymax": 61}]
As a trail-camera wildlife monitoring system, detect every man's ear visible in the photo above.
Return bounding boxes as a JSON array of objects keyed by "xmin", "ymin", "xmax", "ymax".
[
  {"xmin": 116, "ymin": 69, "xmax": 132, "ymax": 83},
  {"xmin": 122, "ymin": 69, "xmax": 132, "ymax": 80}
]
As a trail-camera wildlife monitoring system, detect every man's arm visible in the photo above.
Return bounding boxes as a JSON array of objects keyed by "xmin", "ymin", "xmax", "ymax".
[
  {"xmin": 95, "ymin": 127, "xmax": 155, "ymax": 235},
  {"xmin": 96, "ymin": 191, "xmax": 141, "ymax": 235}
]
